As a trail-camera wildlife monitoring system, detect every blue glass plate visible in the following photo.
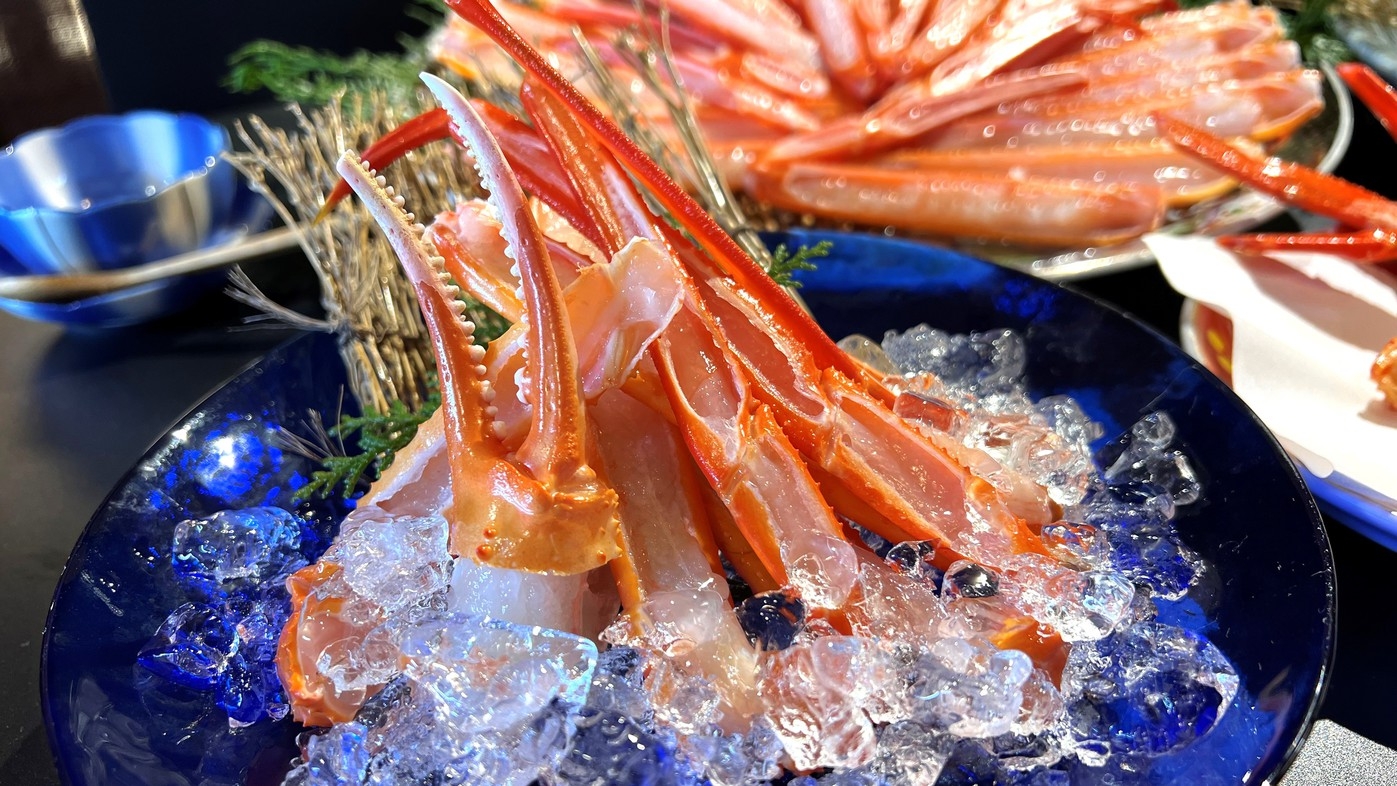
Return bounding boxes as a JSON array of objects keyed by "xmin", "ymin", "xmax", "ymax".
[{"xmin": 41, "ymin": 229, "xmax": 1334, "ymax": 785}]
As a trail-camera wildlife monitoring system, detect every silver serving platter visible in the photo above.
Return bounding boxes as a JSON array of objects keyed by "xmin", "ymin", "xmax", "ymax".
[{"xmin": 961, "ymin": 64, "xmax": 1355, "ymax": 281}]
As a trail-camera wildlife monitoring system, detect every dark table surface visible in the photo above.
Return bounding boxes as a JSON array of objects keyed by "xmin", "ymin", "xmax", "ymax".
[{"xmin": 2, "ymin": 90, "xmax": 1396, "ymax": 786}]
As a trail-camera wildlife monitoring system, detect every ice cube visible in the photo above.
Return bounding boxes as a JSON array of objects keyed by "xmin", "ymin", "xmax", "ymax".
[
  {"xmin": 683, "ymin": 715, "xmax": 785, "ymax": 786},
  {"xmin": 627, "ymin": 589, "xmax": 762, "ymax": 726},
  {"xmin": 907, "ymin": 638, "xmax": 1033, "ymax": 738},
  {"xmin": 557, "ymin": 707, "xmax": 701, "ymax": 786},
  {"xmin": 1100, "ymin": 413, "xmax": 1201, "ymax": 507},
  {"xmin": 942, "ymin": 561, "xmax": 1001, "ymax": 601},
  {"xmin": 882, "ymin": 327, "xmax": 1026, "ymax": 402},
  {"xmin": 398, "ymin": 612, "xmax": 598, "ymax": 738},
  {"xmin": 884, "ymin": 541, "xmax": 942, "ymax": 587},
  {"xmin": 300, "ymin": 722, "xmax": 371, "ymax": 784},
  {"xmin": 736, "ymin": 589, "xmax": 807, "ymax": 651},
  {"xmin": 172, "ymin": 507, "xmax": 304, "ymax": 589},
  {"xmin": 137, "ymin": 602, "xmax": 233, "ymax": 689},
  {"xmin": 844, "ymin": 561, "xmax": 945, "ymax": 651},
  {"xmin": 758, "ymin": 636, "xmax": 884, "ymax": 770},
  {"xmin": 838, "ymin": 334, "xmax": 902, "ymax": 376},
  {"xmin": 334, "ymin": 508, "xmax": 451, "ymax": 615},
  {"xmin": 867, "ymin": 721, "xmax": 956, "ymax": 786}
]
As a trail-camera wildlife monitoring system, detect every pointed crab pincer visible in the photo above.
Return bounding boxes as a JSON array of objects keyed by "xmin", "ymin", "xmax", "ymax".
[{"xmin": 335, "ymin": 73, "xmax": 620, "ymax": 576}]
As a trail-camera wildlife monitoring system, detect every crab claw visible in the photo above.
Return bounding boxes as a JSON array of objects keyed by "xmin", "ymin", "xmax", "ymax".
[{"xmin": 335, "ymin": 73, "xmax": 620, "ymax": 576}]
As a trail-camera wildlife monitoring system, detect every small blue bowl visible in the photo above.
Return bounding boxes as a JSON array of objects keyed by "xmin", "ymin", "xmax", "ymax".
[
  {"xmin": 0, "ymin": 111, "xmax": 237, "ymax": 274},
  {"xmin": 0, "ymin": 185, "xmax": 270, "ymax": 328}
]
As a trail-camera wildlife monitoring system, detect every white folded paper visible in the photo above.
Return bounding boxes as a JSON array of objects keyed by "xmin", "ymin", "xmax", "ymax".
[{"xmin": 1144, "ymin": 234, "xmax": 1397, "ymax": 500}]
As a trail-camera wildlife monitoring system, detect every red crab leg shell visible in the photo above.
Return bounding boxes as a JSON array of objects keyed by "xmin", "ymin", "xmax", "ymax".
[
  {"xmin": 1338, "ymin": 62, "xmax": 1397, "ymax": 144},
  {"xmin": 1218, "ymin": 228, "xmax": 1397, "ymax": 264},
  {"xmin": 1154, "ymin": 113, "xmax": 1397, "ymax": 231},
  {"xmin": 320, "ymin": 104, "xmax": 606, "ymax": 251},
  {"xmin": 421, "ymin": 74, "xmax": 591, "ymax": 488}
]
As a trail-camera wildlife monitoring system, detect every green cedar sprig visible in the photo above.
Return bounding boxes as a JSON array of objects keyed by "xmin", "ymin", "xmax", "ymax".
[
  {"xmin": 293, "ymin": 379, "xmax": 442, "ymax": 502},
  {"xmin": 224, "ymin": 1, "xmax": 446, "ymax": 104},
  {"xmin": 767, "ymin": 240, "xmax": 832, "ymax": 288},
  {"xmin": 224, "ymin": 41, "xmax": 429, "ymax": 105}
]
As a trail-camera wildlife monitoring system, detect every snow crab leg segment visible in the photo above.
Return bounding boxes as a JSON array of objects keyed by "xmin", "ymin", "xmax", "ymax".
[
  {"xmin": 800, "ymin": 0, "xmax": 880, "ymax": 101},
  {"xmin": 762, "ymin": 69, "xmax": 1085, "ymax": 162},
  {"xmin": 422, "ymin": 74, "xmax": 596, "ymax": 511},
  {"xmin": 1155, "ymin": 113, "xmax": 1397, "ymax": 261},
  {"xmin": 881, "ymin": 138, "xmax": 1244, "ymax": 207},
  {"xmin": 521, "ymin": 72, "xmax": 1050, "ymax": 565},
  {"xmin": 442, "ymin": 0, "xmax": 887, "ymax": 396},
  {"xmin": 591, "ymin": 387, "xmax": 729, "ymax": 607},
  {"xmin": 520, "ymin": 79, "xmax": 860, "ymax": 606},
  {"xmin": 746, "ymin": 158, "xmax": 1165, "ymax": 247},
  {"xmin": 518, "ymin": 80, "xmax": 657, "ymax": 258},
  {"xmin": 1215, "ymin": 230, "xmax": 1397, "ymax": 263},
  {"xmin": 693, "ymin": 272, "xmax": 1055, "ymax": 563},
  {"xmin": 426, "ymin": 200, "xmax": 596, "ymax": 322},
  {"xmin": 653, "ymin": 306, "xmax": 860, "ymax": 609},
  {"xmin": 277, "ymin": 562, "xmax": 369, "ymax": 726},
  {"xmin": 483, "ymin": 237, "xmax": 688, "ymax": 443}
]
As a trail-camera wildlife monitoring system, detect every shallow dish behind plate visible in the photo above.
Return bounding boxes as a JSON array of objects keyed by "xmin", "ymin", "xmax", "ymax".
[
  {"xmin": 0, "ymin": 185, "xmax": 272, "ymax": 328},
  {"xmin": 41, "ymin": 230, "xmax": 1333, "ymax": 785},
  {"xmin": 0, "ymin": 111, "xmax": 237, "ymax": 275}
]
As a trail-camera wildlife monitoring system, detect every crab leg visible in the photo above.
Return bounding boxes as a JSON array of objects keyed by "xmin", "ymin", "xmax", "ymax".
[
  {"xmin": 592, "ymin": 391, "xmax": 764, "ymax": 726},
  {"xmin": 1338, "ymin": 62, "xmax": 1397, "ymax": 142},
  {"xmin": 800, "ymin": 0, "xmax": 880, "ymax": 101},
  {"xmin": 510, "ymin": 78, "xmax": 862, "ymax": 608},
  {"xmin": 880, "ymin": 138, "xmax": 1241, "ymax": 207},
  {"xmin": 746, "ymin": 156, "xmax": 1166, "ymax": 246},
  {"xmin": 923, "ymin": 69, "xmax": 1324, "ymax": 151},
  {"xmin": 761, "ymin": 68, "xmax": 1085, "ymax": 162},
  {"xmin": 520, "ymin": 74, "xmax": 1053, "ymax": 568},
  {"xmin": 319, "ymin": 103, "xmax": 607, "ymax": 252},
  {"xmin": 1155, "ymin": 112, "xmax": 1397, "ymax": 262}
]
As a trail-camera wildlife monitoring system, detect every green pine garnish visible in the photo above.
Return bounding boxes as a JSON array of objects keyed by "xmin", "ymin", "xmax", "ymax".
[
  {"xmin": 293, "ymin": 380, "xmax": 443, "ymax": 502},
  {"xmin": 224, "ymin": 41, "xmax": 429, "ymax": 105},
  {"xmin": 1282, "ymin": 0, "xmax": 1353, "ymax": 66},
  {"xmin": 767, "ymin": 240, "xmax": 832, "ymax": 288},
  {"xmin": 224, "ymin": 2, "xmax": 447, "ymax": 105}
]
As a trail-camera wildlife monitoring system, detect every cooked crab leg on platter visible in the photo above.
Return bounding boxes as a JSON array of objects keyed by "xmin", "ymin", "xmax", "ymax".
[
  {"xmin": 421, "ymin": 0, "xmax": 1322, "ymax": 249},
  {"xmin": 1154, "ymin": 64, "xmax": 1397, "ymax": 263},
  {"xmin": 249, "ymin": 3, "xmax": 1255, "ymax": 779}
]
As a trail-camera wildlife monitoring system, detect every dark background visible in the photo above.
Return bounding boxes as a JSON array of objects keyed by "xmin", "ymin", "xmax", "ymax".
[
  {"xmin": 2, "ymin": 0, "xmax": 1396, "ymax": 783},
  {"xmin": 83, "ymin": 0, "xmax": 431, "ymax": 114},
  {"xmin": 1, "ymin": 0, "xmax": 431, "ymax": 144}
]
